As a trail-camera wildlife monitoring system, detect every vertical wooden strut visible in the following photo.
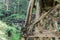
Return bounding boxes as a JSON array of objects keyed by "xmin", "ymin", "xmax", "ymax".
[
  {"xmin": 36, "ymin": 0, "xmax": 42, "ymax": 20},
  {"xmin": 35, "ymin": 0, "xmax": 42, "ymax": 34},
  {"xmin": 53, "ymin": 20, "xmax": 58, "ymax": 31},
  {"xmin": 36, "ymin": 0, "xmax": 40, "ymax": 20},
  {"xmin": 35, "ymin": 0, "xmax": 44, "ymax": 33},
  {"xmin": 21, "ymin": 37, "xmax": 25, "ymax": 40},
  {"xmin": 25, "ymin": 0, "xmax": 35, "ymax": 26}
]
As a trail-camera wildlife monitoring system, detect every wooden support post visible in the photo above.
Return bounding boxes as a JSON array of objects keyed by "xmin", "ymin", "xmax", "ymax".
[
  {"xmin": 25, "ymin": 0, "xmax": 35, "ymax": 26},
  {"xmin": 39, "ymin": 37, "xmax": 43, "ymax": 40},
  {"xmin": 21, "ymin": 37, "xmax": 25, "ymax": 40},
  {"xmin": 47, "ymin": 37, "xmax": 50, "ymax": 40},
  {"xmin": 36, "ymin": 0, "xmax": 41, "ymax": 20},
  {"xmin": 34, "ymin": 24, "xmax": 40, "ymax": 35},
  {"xmin": 55, "ymin": 37, "xmax": 58, "ymax": 40},
  {"xmin": 34, "ymin": 37, "xmax": 37, "ymax": 40},
  {"xmin": 36, "ymin": 0, "xmax": 43, "ymax": 33},
  {"xmin": 53, "ymin": 20, "xmax": 58, "ymax": 32},
  {"xmin": 38, "ymin": 37, "xmax": 40, "ymax": 40},
  {"xmin": 51, "ymin": 37, "xmax": 53, "ymax": 40},
  {"xmin": 49, "ymin": 21, "xmax": 53, "ymax": 31},
  {"xmin": 39, "ymin": 20, "xmax": 44, "ymax": 33}
]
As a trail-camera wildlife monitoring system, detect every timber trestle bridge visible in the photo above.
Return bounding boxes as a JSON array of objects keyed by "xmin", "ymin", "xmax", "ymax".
[{"xmin": 21, "ymin": 0, "xmax": 60, "ymax": 40}]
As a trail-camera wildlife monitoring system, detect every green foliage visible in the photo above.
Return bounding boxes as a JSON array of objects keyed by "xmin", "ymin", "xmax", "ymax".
[
  {"xmin": 0, "ymin": 0, "xmax": 28, "ymax": 40},
  {"xmin": 6, "ymin": 14, "xmax": 26, "ymax": 19},
  {"xmin": 0, "ymin": 20, "xmax": 8, "ymax": 40},
  {"xmin": 6, "ymin": 26, "xmax": 21, "ymax": 40}
]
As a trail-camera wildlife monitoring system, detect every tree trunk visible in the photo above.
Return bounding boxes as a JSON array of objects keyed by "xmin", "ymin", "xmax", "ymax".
[
  {"xmin": 25, "ymin": 0, "xmax": 35, "ymax": 26},
  {"xmin": 5, "ymin": 0, "xmax": 9, "ymax": 11}
]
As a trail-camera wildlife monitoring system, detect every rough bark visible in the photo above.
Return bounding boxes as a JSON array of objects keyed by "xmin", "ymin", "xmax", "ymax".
[{"xmin": 25, "ymin": 0, "xmax": 35, "ymax": 26}]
